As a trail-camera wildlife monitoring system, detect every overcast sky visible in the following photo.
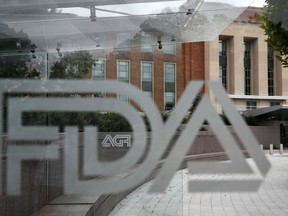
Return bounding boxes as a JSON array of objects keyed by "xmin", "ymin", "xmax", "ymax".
[
  {"xmin": 62, "ymin": 0, "xmax": 266, "ymax": 17},
  {"xmin": 250, "ymin": 0, "xmax": 266, "ymax": 7}
]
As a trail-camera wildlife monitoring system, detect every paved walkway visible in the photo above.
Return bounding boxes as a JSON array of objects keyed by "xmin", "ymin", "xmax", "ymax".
[{"xmin": 109, "ymin": 154, "xmax": 288, "ymax": 216}]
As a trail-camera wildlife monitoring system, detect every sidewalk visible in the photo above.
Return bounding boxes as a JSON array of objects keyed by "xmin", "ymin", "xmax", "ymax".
[{"xmin": 109, "ymin": 154, "xmax": 288, "ymax": 216}]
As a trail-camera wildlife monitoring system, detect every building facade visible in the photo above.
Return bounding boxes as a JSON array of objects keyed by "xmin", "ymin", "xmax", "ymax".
[
  {"xmin": 202, "ymin": 7, "xmax": 288, "ymax": 112},
  {"xmin": 89, "ymin": 33, "xmax": 185, "ymax": 112},
  {"xmin": 88, "ymin": 7, "xmax": 288, "ymax": 113}
]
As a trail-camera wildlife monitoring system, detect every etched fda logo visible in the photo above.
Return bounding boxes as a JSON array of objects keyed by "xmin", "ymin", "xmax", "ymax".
[
  {"xmin": 102, "ymin": 135, "xmax": 131, "ymax": 148},
  {"xmin": 0, "ymin": 80, "xmax": 270, "ymax": 195}
]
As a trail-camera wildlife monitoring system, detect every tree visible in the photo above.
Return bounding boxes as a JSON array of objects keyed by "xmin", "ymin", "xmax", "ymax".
[
  {"xmin": 0, "ymin": 22, "xmax": 41, "ymax": 78},
  {"xmin": 0, "ymin": 22, "xmax": 43, "ymax": 131},
  {"xmin": 49, "ymin": 51, "xmax": 95, "ymax": 79},
  {"xmin": 48, "ymin": 51, "xmax": 96, "ymax": 131},
  {"xmin": 261, "ymin": 0, "xmax": 288, "ymax": 66}
]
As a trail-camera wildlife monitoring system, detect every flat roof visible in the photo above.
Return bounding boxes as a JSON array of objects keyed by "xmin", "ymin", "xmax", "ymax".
[{"xmin": 243, "ymin": 105, "xmax": 288, "ymax": 117}]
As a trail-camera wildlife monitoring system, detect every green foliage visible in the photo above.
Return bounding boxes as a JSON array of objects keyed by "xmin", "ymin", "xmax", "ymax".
[
  {"xmin": 97, "ymin": 113, "xmax": 132, "ymax": 132},
  {"xmin": 189, "ymin": 95, "xmax": 201, "ymax": 113},
  {"xmin": 142, "ymin": 115, "xmax": 151, "ymax": 131},
  {"xmin": 243, "ymin": 115, "xmax": 258, "ymax": 126},
  {"xmin": 49, "ymin": 51, "xmax": 95, "ymax": 79},
  {"xmin": 0, "ymin": 23, "xmax": 31, "ymax": 53},
  {"xmin": 23, "ymin": 112, "xmax": 132, "ymax": 132},
  {"xmin": 0, "ymin": 22, "xmax": 41, "ymax": 79},
  {"xmin": 161, "ymin": 112, "xmax": 170, "ymax": 122},
  {"xmin": 49, "ymin": 61, "xmax": 67, "ymax": 79},
  {"xmin": 141, "ymin": 112, "xmax": 169, "ymax": 131},
  {"xmin": 220, "ymin": 113, "xmax": 231, "ymax": 125},
  {"xmin": 260, "ymin": 0, "xmax": 288, "ymax": 66}
]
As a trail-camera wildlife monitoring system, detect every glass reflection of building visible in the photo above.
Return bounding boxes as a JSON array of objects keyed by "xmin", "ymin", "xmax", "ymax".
[{"xmin": 85, "ymin": 7, "xmax": 288, "ymax": 112}]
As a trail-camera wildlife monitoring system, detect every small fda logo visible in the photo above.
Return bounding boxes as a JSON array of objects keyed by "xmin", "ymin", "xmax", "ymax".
[
  {"xmin": 102, "ymin": 135, "xmax": 131, "ymax": 148},
  {"xmin": 0, "ymin": 80, "xmax": 270, "ymax": 196}
]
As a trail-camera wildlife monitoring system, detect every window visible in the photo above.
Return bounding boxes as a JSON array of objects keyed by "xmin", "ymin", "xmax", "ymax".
[
  {"xmin": 164, "ymin": 92, "xmax": 175, "ymax": 110},
  {"xmin": 246, "ymin": 101, "xmax": 257, "ymax": 110},
  {"xmin": 144, "ymin": 91, "xmax": 152, "ymax": 98},
  {"xmin": 141, "ymin": 62, "xmax": 152, "ymax": 82},
  {"xmin": 117, "ymin": 60, "xmax": 129, "ymax": 82},
  {"xmin": 141, "ymin": 62, "xmax": 153, "ymax": 98},
  {"xmin": 92, "ymin": 59, "xmax": 105, "ymax": 80},
  {"xmin": 219, "ymin": 39, "xmax": 227, "ymax": 90},
  {"xmin": 244, "ymin": 41, "xmax": 251, "ymax": 58},
  {"xmin": 244, "ymin": 68, "xmax": 251, "ymax": 95},
  {"xmin": 268, "ymin": 46, "xmax": 274, "ymax": 96},
  {"xmin": 244, "ymin": 41, "xmax": 251, "ymax": 95},
  {"xmin": 165, "ymin": 63, "xmax": 175, "ymax": 83},
  {"xmin": 117, "ymin": 33, "xmax": 129, "ymax": 51},
  {"xmin": 92, "ymin": 59, "xmax": 105, "ymax": 97},
  {"xmin": 164, "ymin": 63, "xmax": 176, "ymax": 110},
  {"xmin": 270, "ymin": 101, "xmax": 281, "ymax": 106},
  {"xmin": 141, "ymin": 33, "xmax": 152, "ymax": 52},
  {"xmin": 163, "ymin": 36, "xmax": 176, "ymax": 54},
  {"xmin": 117, "ymin": 60, "xmax": 129, "ymax": 102},
  {"xmin": 118, "ymin": 94, "xmax": 129, "ymax": 102}
]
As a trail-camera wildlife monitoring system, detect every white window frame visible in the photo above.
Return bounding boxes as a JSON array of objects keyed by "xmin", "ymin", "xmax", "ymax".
[
  {"xmin": 117, "ymin": 60, "xmax": 130, "ymax": 82},
  {"xmin": 117, "ymin": 60, "xmax": 130, "ymax": 102},
  {"xmin": 141, "ymin": 32, "xmax": 152, "ymax": 52},
  {"xmin": 117, "ymin": 32, "xmax": 130, "ymax": 51},
  {"xmin": 92, "ymin": 59, "xmax": 106, "ymax": 80},
  {"xmin": 246, "ymin": 101, "xmax": 257, "ymax": 110},
  {"xmin": 163, "ymin": 36, "xmax": 176, "ymax": 55},
  {"xmin": 141, "ymin": 61, "xmax": 154, "ymax": 99},
  {"xmin": 164, "ymin": 62, "xmax": 176, "ymax": 110}
]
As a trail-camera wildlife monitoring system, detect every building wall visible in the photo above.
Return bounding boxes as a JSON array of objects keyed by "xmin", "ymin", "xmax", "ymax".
[
  {"xmin": 182, "ymin": 42, "xmax": 205, "ymax": 84},
  {"xmin": 89, "ymin": 39, "xmax": 183, "ymax": 112},
  {"xmin": 86, "ymin": 7, "xmax": 288, "ymax": 113},
  {"xmin": 87, "ymin": 40, "xmax": 205, "ymax": 112},
  {"xmin": 203, "ymin": 7, "xmax": 288, "ymax": 111}
]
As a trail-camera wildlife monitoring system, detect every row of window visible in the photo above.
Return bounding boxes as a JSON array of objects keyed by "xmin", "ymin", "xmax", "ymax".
[
  {"xmin": 92, "ymin": 60, "xmax": 176, "ymax": 110},
  {"xmin": 219, "ymin": 39, "xmax": 275, "ymax": 96},
  {"xmin": 246, "ymin": 101, "xmax": 281, "ymax": 110},
  {"xmin": 117, "ymin": 32, "xmax": 176, "ymax": 54}
]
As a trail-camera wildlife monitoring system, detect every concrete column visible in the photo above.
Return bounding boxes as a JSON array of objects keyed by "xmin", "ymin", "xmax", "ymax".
[
  {"xmin": 255, "ymin": 37, "xmax": 268, "ymax": 96},
  {"xmin": 281, "ymin": 67, "xmax": 288, "ymax": 96},
  {"xmin": 205, "ymin": 38, "xmax": 219, "ymax": 81},
  {"xmin": 260, "ymin": 144, "xmax": 263, "ymax": 151},
  {"xmin": 269, "ymin": 144, "xmax": 274, "ymax": 155},
  {"xmin": 280, "ymin": 144, "xmax": 284, "ymax": 154},
  {"xmin": 232, "ymin": 35, "xmax": 244, "ymax": 95}
]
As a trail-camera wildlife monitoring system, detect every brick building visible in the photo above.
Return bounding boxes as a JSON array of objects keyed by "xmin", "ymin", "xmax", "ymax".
[
  {"xmin": 87, "ymin": 34, "xmax": 206, "ymax": 112},
  {"xmin": 88, "ymin": 33, "xmax": 184, "ymax": 111},
  {"xmin": 86, "ymin": 7, "xmax": 288, "ymax": 112}
]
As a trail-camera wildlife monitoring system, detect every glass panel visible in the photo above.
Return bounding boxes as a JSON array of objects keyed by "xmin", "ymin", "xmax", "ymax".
[
  {"xmin": 117, "ymin": 60, "xmax": 129, "ymax": 81},
  {"xmin": 246, "ymin": 101, "xmax": 257, "ymax": 110},
  {"xmin": 141, "ymin": 32, "xmax": 152, "ymax": 52},
  {"xmin": 117, "ymin": 32, "xmax": 130, "ymax": 51},
  {"xmin": 164, "ymin": 63, "xmax": 175, "ymax": 82},
  {"xmin": 163, "ymin": 35, "xmax": 176, "ymax": 54},
  {"xmin": 219, "ymin": 39, "xmax": 227, "ymax": 90},
  {"xmin": 1, "ymin": 1, "xmax": 280, "ymax": 216},
  {"xmin": 0, "ymin": 0, "xmax": 255, "ymax": 51},
  {"xmin": 244, "ymin": 41, "xmax": 251, "ymax": 95},
  {"xmin": 268, "ymin": 46, "xmax": 274, "ymax": 96},
  {"xmin": 92, "ymin": 59, "xmax": 105, "ymax": 80},
  {"xmin": 141, "ymin": 62, "xmax": 152, "ymax": 81}
]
